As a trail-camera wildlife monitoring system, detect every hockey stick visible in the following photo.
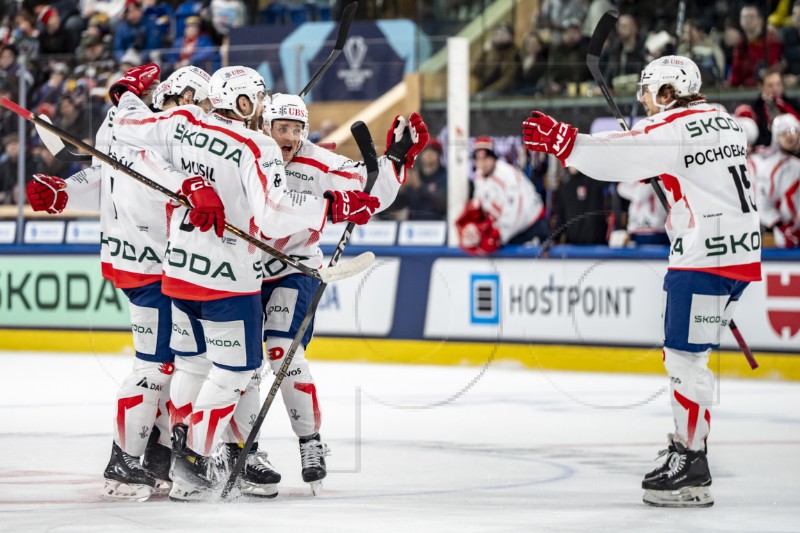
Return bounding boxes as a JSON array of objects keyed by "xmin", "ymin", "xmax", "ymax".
[
  {"xmin": 0, "ymin": 96, "xmax": 373, "ymax": 285},
  {"xmin": 221, "ymin": 120, "xmax": 379, "ymax": 499},
  {"xmin": 35, "ymin": 115, "xmax": 92, "ymax": 162},
  {"xmin": 586, "ymin": 11, "xmax": 758, "ymax": 370},
  {"xmin": 298, "ymin": 1, "xmax": 357, "ymax": 99}
]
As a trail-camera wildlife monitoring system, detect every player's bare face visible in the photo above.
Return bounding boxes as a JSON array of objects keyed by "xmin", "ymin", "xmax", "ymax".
[
  {"xmin": 474, "ymin": 151, "xmax": 496, "ymax": 175},
  {"xmin": 638, "ymin": 88, "xmax": 660, "ymax": 117},
  {"xmin": 271, "ymin": 119, "xmax": 304, "ymax": 161},
  {"xmin": 778, "ymin": 129, "xmax": 799, "ymax": 152}
]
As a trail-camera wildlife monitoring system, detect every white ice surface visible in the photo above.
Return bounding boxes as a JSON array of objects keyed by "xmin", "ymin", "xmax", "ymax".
[{"xmin": 0, "ymin": 351, "xmax": 798, "ymax": 532}]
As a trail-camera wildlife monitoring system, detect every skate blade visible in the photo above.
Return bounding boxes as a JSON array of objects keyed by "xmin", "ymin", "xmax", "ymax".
[
  {"xmin": 151, "ymin": 479, "xmax": 173, "ymax": 497},
  {"xmin": 308, "ymin": 480, "xmax": 323, "ymax": 496},
  {"xmin": 100, "ymin": 479, "xmax": 154, "ymax": 502},
  {"xmin": 168, "ymin": 477, "xmax": 217, "ymax": 502},
  {"xmin": 643, "ymin": 487, "xmax": 714, "ymax": 508},
  {"xmin": 240, "ymin": 481, "xmax": 278, "ymax": 499}
]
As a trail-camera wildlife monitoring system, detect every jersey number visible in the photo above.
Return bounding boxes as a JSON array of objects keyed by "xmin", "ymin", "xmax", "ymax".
[{"xmin": 727, "ymin": 164, "xmax": 757, "ymax": 213}]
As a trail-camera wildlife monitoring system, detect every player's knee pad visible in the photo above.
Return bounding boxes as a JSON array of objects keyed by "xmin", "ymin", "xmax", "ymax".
[
  {"xmin": 663, "ymin": 347, "xmax": 714, "ymax": 451},
  {"xmin": 266, "ymin": 337, "xmax": 320, "ymax": 437}
]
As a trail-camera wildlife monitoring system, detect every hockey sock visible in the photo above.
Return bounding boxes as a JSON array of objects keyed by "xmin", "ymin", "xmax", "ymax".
[
  {"xmin": 663, "ymin": 347, "xmax": 714, "ymax": 451},
  {"xmin": 267, "ymin": 337, "xmax": 321, "ymax": 437},
  {"xmin": 169, "ymin": 355, "xmax": 212, "ymax": 430},
  {"xmin": 224, "ymin": 363, "xmax": 263, "ymax": 444},
  {"xmin": 188, "ymin": 365, "xmax": 251, "ymax": 456},
  {"xmin": 114, "ymin": 359, "xmax": 172, "ymax": 457}
]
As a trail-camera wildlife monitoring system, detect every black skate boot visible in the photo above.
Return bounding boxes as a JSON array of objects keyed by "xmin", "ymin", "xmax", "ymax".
[
  {"xmin": 642, "ymin": 435, "xmax": 678, "ymax": 484},
  {"xmin": 642, "ymin": 440, "xmax": 713, "ymax": 508},
  {"xmin": 142, "ymin": 427, "xmax": 172, "ymax": 496},
  {"xmin": 225, "ymin": 442, "xmax": 281, "ymax": 498},
  {"xmin": 299, "ymin": 433, "xmax": 330, "ymax": 495},
  {"xmin": 100, "ymin": 441, "xmax": 156, "ymax": 502},
  {"xmin": 168, "ymin": 424, "xmax": 228, "ymax": 502}
]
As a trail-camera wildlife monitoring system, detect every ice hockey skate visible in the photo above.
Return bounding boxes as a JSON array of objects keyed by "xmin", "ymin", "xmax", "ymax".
[
  {"xmin": 168, "ymin": 424, "xmax": 229, "ymax": 502},
  {"xmin": 142, "ymin": 428, "xmax": 172, "ymax": 496},
  {"xmin": 642, "ymin": 439, "xmax": 713, "ymax": 508},
  {"xmin": 224, "ymin": 443, "xmax": 281, "ymax": 498},
  {"xmin": 299, "ymin": 433, "xmax": 330, "ymax": 495},
  {"xmin": 100, "ymin": 441, "xmax": 156, "ymax": 502}
]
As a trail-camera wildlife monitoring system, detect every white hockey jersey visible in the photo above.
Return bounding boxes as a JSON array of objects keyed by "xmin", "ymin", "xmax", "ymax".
[
  {"xmin": 472, "ymin": 158, "xmax": 543, "ymax": 243},
  {"xmin": 112, "ymin": 92, "xmax": 329, "ymax": 300},
  {"xmin": 616, "ymin": 181, "xmax": 667, "ymax": 235},
  {"xmin": 65, "ymin": 107, "xmax": 187, "ymax": 288},
  {"xmin": 566, "ymin": 101, "xmax": 761, "ymax": 282},
  {"xmin": 260, "ymin": 140, "xmax": 403, "ymax": 280},
  {"xmin": 748, "ymin": 145, "xmax": 800, "ymax": 231}
]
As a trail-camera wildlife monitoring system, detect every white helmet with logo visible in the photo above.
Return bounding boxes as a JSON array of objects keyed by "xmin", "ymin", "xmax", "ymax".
[
  {"xmin": 263, "ymin": 93, "xmax": 309, "ymax": 139},
  {"xmin": 207, "ymin": 66, "xmax": 266, "ymax": 120},
  {"xmin": 152, "ymin": 66, "xmax": 211, "ymax": 110},
  {"xmin": 637, "ymin": 55, "xmax": 702, "ymax": 112}
]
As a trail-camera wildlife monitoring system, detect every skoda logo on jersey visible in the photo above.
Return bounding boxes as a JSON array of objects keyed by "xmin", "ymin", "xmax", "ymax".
[
  {"xmin": 765, "ymin": 273, "xmax": 800, "ymax": 340},
  {"xmin": 338, "ymin": 36, "xmax": 373, "ymax": 91},
  {"xmin": 470, "ymin": 274, "xmax": 500, "ymax": 325}
]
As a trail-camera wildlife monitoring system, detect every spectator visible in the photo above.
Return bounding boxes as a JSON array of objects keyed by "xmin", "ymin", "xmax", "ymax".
[
  {"xmin": 168, "ymin": 16, "xmax": 220, "ymax": 73},
  {"xmin": 9, "ymin": 9, "xmax": 40, "ymax": 63},
  {"xmin": 31, "ymin": 61, "xmax": 67, "ymax": 109},
  {"xmin": 678, "ymin": 19, "xmax": 726, "ymax": 85},
  {"xmin": 54, "ymin": 92, "xmax": 92, "ymax": 141},
  {"xmin": 536, "ymin": 0, "xmax": 589, "ymax": 45},
  {"xmin": 600, "ymin": 13, "xmax": 646, "ymax": 92},
  {"xmin": 0, "ymin": 133, "xmax": 33, "ymax": 205},
  {"xmin": 582, "ymin": 0, "xmax": 615, "ymax": 41},
  {"xmin": 781, "ymin": 0, "xmax": 800, "ymax": 87},
  {"xmin": 552, "ymin": 166, "xmax": 610, "ymax": 245},
  {"xmin": 0, "ymin": 45, "xmax": 19, "ymax": 92},
  {"xmin": 211, "ymin": 0, "xmax": 247, "ymax": 36},
  {"xmin": 112, "ymin": 0, "xmax": 160, "ymax": 62},
  {"xmin": 455, "ymin": 137, "xmax": 547, "ymax": 255},
  {"xmin": 81, "ymin": 0, "xmax": 128, "ymax": 26},
  {"xmin": 37, "ymin": 5, "xmax": 79, "ymax": 58},
  {"xmin": 518, "ymin": 31, "xmax": 549, "ymax": 95},
  {"xmin": 721, "ymin": 16, "xmax": 743, "ymax": 79},
  {"xmin": 471, "ymin": 23, "xmax": 522, "ymax": 97},
  {"xmin": 748, "ymin": 67, "xmax": 800, "ymax": 146},
  {"xmin": 547, "ymin": 18, "xmax": 590, "ymax": 95},
  {"xmin": 0, "ymin": 80, "xmax": 18, "ymax": 136},
  {"xmin": 729, "ymin": 3, "xmax": 784, "ymax": 87},
  {"xmin": 31, "ymin": 142, "xmax": 70, "ymax": 180},
  {"xmin": 411, "ymin": 139, "xmax": 448, "ymax": 219}
]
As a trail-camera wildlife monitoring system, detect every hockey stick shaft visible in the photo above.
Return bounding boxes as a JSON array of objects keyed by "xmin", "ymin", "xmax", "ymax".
[
  {"xmin": 298, "ymin": 2, "xmax": 357, "ymax": 99},
  {"xmin": 585, "ymin": 12, "xmax": 758, "ymax": 370},
  {"xmin": 0, "ymin": 95, "xmax": 365, "ymax": 284},
  {"xmin": 221, "ymin": 121, "xmax": 379, "ymax": 499}
]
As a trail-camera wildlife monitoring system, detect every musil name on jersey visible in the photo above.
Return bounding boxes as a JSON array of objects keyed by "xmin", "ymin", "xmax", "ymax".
[
  {"xmin": 181, "ymin": 158, "xmax": 215, "ymax": 181},
  {"xmin": 684, "ymin": 143, "xmax": 746, "ymax": 167}
]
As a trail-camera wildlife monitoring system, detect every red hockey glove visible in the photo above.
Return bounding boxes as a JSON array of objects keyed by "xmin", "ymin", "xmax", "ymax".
[
  {"xmin": 27, "ymin": 174, "xmax": 68, "ymax": 214},
  {"xmin": 325, "ymin": 189, "xmax": 380, "ymax": 225},
  {"xmin": 455, "ymin": 202, "xmax": 501, "ymax": 256},
  {"xmin": 182, "ymin": 176, "xmax": 226, "ymax": 237},
  {"xmin": 522, "ymin": 110, "xmax": 578, "ymax": 165},
  {"xmin": 778, "ymin": 222, "xmax": 800, "ymax": 248},
  {"xmin": 109, "ymin": 62, "xmax": 161, "ymax": 106},
  {"xmin": 385, "ymin": 112, "xmax": 430, "ymax": 171}
]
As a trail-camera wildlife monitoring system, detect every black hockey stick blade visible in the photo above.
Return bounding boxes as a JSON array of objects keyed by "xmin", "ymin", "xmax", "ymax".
[
  {"xmin": 298, "ymin": 1, "xmax": 358, "ymax": 99},
  {"xmin": 36, "ymin": 114, "xmax": 92, "ymax": 162},
  {"xmin": 586, "ymin": 10, "xmax": 627, "ymax": 131},
  {"xmin": 220, "ymin": 121, "xmax": 378, "ymax": 499}
]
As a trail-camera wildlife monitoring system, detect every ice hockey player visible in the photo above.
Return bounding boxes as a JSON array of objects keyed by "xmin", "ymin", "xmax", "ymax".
[
  {"xmin": 110, "ymin": 66, "xmax": 380, "ymax": 501},
  {"xmin": 522, "ymin": 55, "xmax": 761, "ymax": 508},
  {"xmin": 748, "ymin": 113, "xmax": 800, "ymax": 248},
  {"xmin": 455, "ymin": 136, "xmax": 546, "ymax": 255},
  {"xmin": 258, "ymin": 93, "xmax": 427, "ymax": 493},
  {"xmin": 26, "ymin": 63, "xmax": 196, "ymax": 501}
]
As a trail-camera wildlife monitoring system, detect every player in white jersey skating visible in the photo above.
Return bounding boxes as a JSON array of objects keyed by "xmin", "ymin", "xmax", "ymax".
[
  {"xmin": 26, "ymin": 63, "xmax": 204, "ymax": 501},
  {"xmin": 110, "ymin": 66, "xmax": 380, "ymax": 501},
  {"xmin": 455, "ymin": 136, "xmax": 546, "ymax": 255},
  {"xmin": 749, "ymin": 113, "xmax": 800, "ymax": 248},
  {"xmin": 522, "ymin": 56, "xmax": 761, "ymax": 508},
  {"xmin": 256, "ymin": 93, "xmax": 426, "ymax": 492}
]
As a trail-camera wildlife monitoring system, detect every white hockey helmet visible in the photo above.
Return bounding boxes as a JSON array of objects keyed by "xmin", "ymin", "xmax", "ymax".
[
  {"xmin": 152, "ymin": 66, "xmax": 211, "ymax": 110},
  {"xmin": 772, "ymin": 113, "xmax": 800, "ymax": 137},
  {"xmin": 736, "ymin": 116, "xmax": 759, "ymax": 146},
  {"xmin": 207, "ymin": 66, "xmax": 266, "ymax": 120},
  {"xmin": 263, "ymin": 93, "xmax": 309, "ymax": 139},
  {"xmin": 637, "ymin": 56, "xmax": 702, "ymax": 106}
]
